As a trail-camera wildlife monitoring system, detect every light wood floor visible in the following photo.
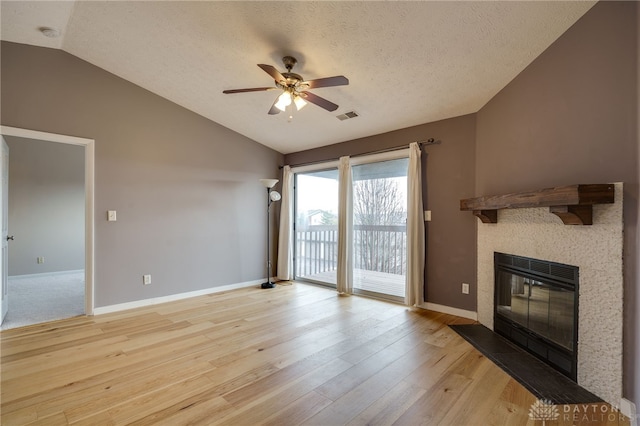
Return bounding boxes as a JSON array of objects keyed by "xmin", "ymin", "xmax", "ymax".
[
  {"xmin": 0, "ymin": 282, "xmax": 629, "ymax": 425},
  {"xmin": 304, "ymin": 269, "xmax": 406, "ymax": 298}
]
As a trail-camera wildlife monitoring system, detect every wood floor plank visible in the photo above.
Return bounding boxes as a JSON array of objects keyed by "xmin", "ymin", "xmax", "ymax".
[
  {"xmin": 315, "ymin": 331, "xmax": 434, "ymax": 402},
  {"xmin": 486, "ymin": 377, "xmax": 538, "ymax": 425},
  {"xmin": 213, "ymin": 358, "xmax": 354, "ymax": 426},
  {"xmin": 305, "ymin": 341, "xmax": 443, "ymax": 425},
  {"xmin": 0, "ymin": 282, "xmax": 627, "ymax": 426},
  {"xmin": 436, "ymin": 351, "xmax": 513, "ymax": 425},
  {"xmin": 338, "ymin": 318, "xmax": 420, "ymax": 365},
  {"xmin": 0, "ymin": 326, "xmax": 104, "ymax": 358},
  {"xmin": 130, "ymin": 395, "xmax": 234, "ymax": 426},
  {"xmin": 73, "ymin": 376, "xmax": 216, "ymax": 425},
  {"xmin": 62, "ymin": 359, "xmax": 216, "ymax": 423},
  {"xmin": 261, "ymin": 391, "xmax": 333, "ymax": 426},
  {"xmin": 391, "ymin": 372, "xmax": 474, "ymax": 425},
  {"xmin": 345, "ymin": 379, "xmax": 427, "ymax": 426},
  {"xmin": 1, "ymin": 335, "xmax": 127, "ymax": 380},
  {"xmin": 2, "ymin": 334, "xmax": 215, "ymax": 414}
]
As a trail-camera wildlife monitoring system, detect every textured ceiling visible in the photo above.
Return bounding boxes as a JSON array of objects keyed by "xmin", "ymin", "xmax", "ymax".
[{"xmin": 1, "ymin": 1, "xmax": 595, "ymax": 154}]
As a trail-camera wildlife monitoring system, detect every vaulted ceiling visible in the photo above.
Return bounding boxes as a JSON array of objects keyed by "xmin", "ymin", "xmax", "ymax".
[{"xmin": 1, "ymin": 1, "xmax": 595, "ymax": 154}]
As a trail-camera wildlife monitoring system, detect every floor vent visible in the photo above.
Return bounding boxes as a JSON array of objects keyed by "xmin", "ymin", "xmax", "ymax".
[{"xmin": 336, "ymin": 111, "xmax": 359, "ymax": 121}]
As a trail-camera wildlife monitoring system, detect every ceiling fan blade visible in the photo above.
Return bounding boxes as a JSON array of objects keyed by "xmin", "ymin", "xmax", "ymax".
[
  {"xmin": 300, "ymin": 91, "xmax": 339, "ymax": 112},
  {"xmin": 223, "ymin": 87, "xmax": 276, "ymax": 94},
  {"xmin": 258, "ymin": 64, "xmax": 286, "ymax": 84},
  {"xmin": 302, "ymin": 76, "xmax": 349, "ymax": 89}
]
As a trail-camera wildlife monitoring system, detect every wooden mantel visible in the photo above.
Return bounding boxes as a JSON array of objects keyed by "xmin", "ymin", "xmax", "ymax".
[{"xmin": 460, "ymin": 184, "xmax": 615, "ymax": 225}]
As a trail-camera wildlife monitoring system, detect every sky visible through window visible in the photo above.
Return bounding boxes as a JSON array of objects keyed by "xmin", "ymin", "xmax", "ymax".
[
  {"xmin": 296, "ymin": 173, "xmax": 408, "ymax": 218},
  {"xmin": 296, "ymin": 174, "xmax": 339, "ymax": 215}
]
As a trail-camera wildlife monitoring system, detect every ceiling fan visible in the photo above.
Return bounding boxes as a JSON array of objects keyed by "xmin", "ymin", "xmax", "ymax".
[{"xmin": 223, "ymin": 56, "xmax": 349, "ymax": 115}]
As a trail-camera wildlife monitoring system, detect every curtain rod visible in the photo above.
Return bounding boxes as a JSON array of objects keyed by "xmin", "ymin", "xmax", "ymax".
[{"xmin": 279, "ymin": 138, "xmax": 441, "ymax": 170}]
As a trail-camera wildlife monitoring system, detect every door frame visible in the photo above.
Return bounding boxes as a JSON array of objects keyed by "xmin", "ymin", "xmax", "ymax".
[
  {"xmin": 291, "ymin": 148, "xmax": 410, "ymax": 301},
  {"xmin": 350, "ymin": 152, "xmax": 410, "ymax": 303},
  {"xmin": 0, "ymin": 126, "xmax": 95, "ymax": 315},
  {"xmin": 292, "ymin": 165, "xmax": 340, "ymax": 287}
]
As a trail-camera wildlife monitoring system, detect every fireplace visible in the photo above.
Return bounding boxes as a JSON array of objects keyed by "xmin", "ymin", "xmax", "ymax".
[
  {"xmin": 493, "ymin": 252, "xmax": 578, "ymax": 380},
  {"xmin": 474, "ymin": 183, "xmax": 622, "ymax": 404}
]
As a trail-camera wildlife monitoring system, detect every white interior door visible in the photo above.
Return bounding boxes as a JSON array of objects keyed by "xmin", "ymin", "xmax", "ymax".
[{"xmin": 1, "ymin": 137, "xmax": 9, "ymax": 324}]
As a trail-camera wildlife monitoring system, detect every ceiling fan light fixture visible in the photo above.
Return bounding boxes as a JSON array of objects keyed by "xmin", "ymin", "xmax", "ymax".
[
  {"xmin": 224, "ymin": 56, "xmax": 349, "ymax": 115},
  {"xmin": 294, "ymin": 95, "xmax": 307, "ymax": 111},
  {"xmin": 275, "ymin": 91, "xmax": 292, "ymax": 111}
]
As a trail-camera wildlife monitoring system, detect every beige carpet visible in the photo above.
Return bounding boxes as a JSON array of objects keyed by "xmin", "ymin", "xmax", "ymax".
[{"xmin": 1, "ymin": 271, "xmax": 85, "ymax": 330}]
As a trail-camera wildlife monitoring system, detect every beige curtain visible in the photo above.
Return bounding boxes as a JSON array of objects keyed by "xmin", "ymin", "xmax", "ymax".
[
  {"xmin": 405, "ymin": 142, "xmax": 425, "ymax": 306},
  {"xmin": 336, "ymin": 156, "xmax": 353, "ymax": 294},
  {"xmin": 277, "ymin": 166, "xmax": 294, "ymax": 280}
]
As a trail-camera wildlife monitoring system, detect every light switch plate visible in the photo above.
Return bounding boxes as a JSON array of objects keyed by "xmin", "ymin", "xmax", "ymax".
[
  {"xmin": 107, "ymin": 210, "xmax": 117, "ymax": 222},
  {"xmin": 424, "ymin": 210, "xmax": 432, "ymax": 221}
]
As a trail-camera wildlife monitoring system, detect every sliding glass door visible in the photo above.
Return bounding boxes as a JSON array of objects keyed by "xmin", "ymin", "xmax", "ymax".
[
  {"xmin": 293, "ymin": 154, "xmax": 409, "ymax": 302},
  {"xmin": 352, "ymin": 158, "xmax": 408, "ymax": 300},
  {"xmin": 294, "ymin": 168, "xmax": 339, "ymax": 286}
]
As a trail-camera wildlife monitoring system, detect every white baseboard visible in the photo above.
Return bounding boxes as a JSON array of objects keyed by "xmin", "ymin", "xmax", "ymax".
[
  {"xmin": 620, "ymin": 398, "xmax": 637, "ymax": 426},
  {"xmin": 420, "ymin": 302, "xmax": 478, "ymax": 321},
  {"xmin": 93, "ymin": 279, "xmax": 264, "ymax": 315},
  {"xmin": 9, "ymin": 269, "xmax": 84, "ymax": 279}
]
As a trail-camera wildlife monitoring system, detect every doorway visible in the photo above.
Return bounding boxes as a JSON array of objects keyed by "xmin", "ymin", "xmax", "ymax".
[
  {"xmin": 0, "ymin": 126, "xmax": 94, "ymax": 329},
  {"xmin": 294, "ymin": 168, "xmax": 339, "ymax": 286},
  {"xmin": 292, "ymin": 152, "xmax": 409, "ymax": 302},
  {"xmin": 352, "ymin": 157, "xmax": 408, "ymax": 301}
]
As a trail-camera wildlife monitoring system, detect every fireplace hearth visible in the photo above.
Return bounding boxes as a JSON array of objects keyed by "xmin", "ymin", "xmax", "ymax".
[{"xmin": 494, "ymin": 252, "xmax": 578, "ymax": 380}]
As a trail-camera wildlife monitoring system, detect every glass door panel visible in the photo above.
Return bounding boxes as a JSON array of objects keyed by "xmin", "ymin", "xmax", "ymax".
[
  {"xmin": 351, "ymin": 158, "xmax": 408, "ymax": 300},
  {"xmin": 548, "ymin": 287, "xmax": 575, "ymax": 350},
  {"xmin": 294, "ymin": 169, "xmax": 339, "ymax": 286}
]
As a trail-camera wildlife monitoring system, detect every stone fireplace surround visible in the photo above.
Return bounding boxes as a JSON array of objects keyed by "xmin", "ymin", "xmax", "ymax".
[{"xmin": 476, "ymin": 183, "xmax": 623, "ymax": 405}]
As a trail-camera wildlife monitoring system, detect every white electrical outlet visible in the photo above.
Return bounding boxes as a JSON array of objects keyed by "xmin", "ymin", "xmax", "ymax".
[
  {"xmin": 143, "ymin": 274, "xmax": 151, "ymax": 285},
  {"xmin": 462, "ymin": 283, "xmax": 470, "ymax": 294}
]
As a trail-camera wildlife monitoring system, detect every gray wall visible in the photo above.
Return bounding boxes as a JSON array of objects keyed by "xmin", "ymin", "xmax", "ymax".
[
  {"xmin": 476, "ymin": 1, "xmax": 638, "ymax": 406},
  {"xmin": 285, "ymin": 114, "xmax": 478, "ymax": 311},
  {"xmin": 6, "ymin": 137, "xmax": 84, "ymax": 276},
  {"xmin": 1, "ymin": 41, "xmax": 283, "ymax": 307}
]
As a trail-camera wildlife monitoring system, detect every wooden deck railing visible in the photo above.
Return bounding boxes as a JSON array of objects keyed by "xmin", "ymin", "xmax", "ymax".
[{"xmin": 295, "ymin": 224, "xmax": 407, "ymax": 278}]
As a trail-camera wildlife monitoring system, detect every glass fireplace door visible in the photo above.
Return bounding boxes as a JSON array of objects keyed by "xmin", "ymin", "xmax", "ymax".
[
  {"xmin": 494, "ymin": 253, "xmax": 578, "ymax": 380},
  {"xmin": 496, "ymin": 270, "xmax": 529, "ymax": 327}
]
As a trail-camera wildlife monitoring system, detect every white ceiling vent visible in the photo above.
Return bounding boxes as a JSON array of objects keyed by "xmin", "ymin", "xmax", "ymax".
[{"xmin": 336, "ymin": 111, "xmax": 359, "ymax": 121}]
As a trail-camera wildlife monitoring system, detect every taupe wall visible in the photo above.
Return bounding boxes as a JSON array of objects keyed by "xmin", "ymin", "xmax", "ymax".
[
  {"xmin": 6, "ymin": 137, "xmax": 84, "ymax": 276},
  {"xmin": 636, "ymin": 0, "xmax": 640, "ymax": 410},
  {"xmin": 475, "ymin": 1, "xmax": 638, "ymax": 404},
  {"xmin": 1, "ymin": 41, "xmax": 283, "ymax": 307},
  {"xmin": 285, "ymin": 114, "xmax": 478, "ymax": 311}
]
